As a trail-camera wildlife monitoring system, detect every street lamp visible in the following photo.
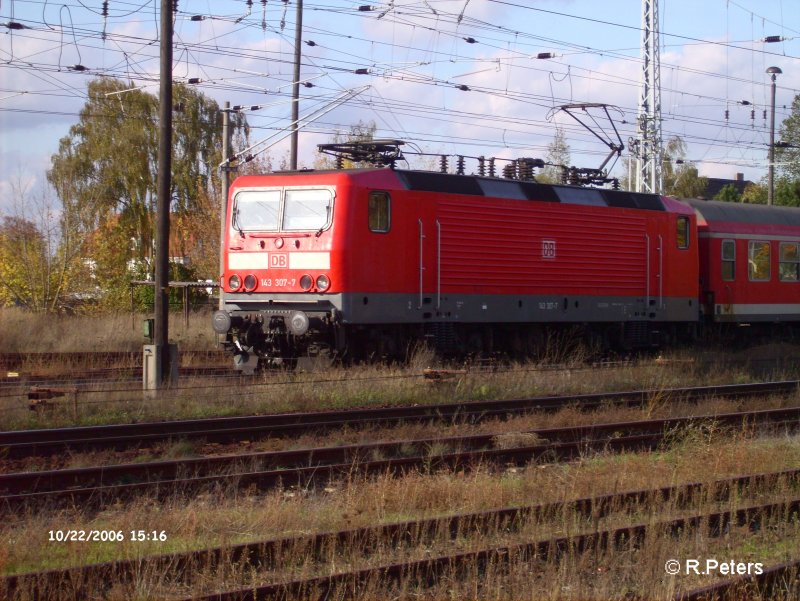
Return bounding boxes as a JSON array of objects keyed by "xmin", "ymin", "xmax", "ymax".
[{"xmin": 767, "ymin": 66, "xmax": 782, "ymax": 206}]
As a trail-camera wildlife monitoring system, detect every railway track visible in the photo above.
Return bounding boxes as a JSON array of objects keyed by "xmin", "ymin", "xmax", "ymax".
[
  {"xmin": 3, "ymin": 405, "xmax": 799, "ymax": 512},
  {"xmin": 0, "ymin": 351, "xmax": 228, "ymax": 372},
  {"xmin": 180, "ymin": 498, "xmax": 800, "ymax": 601},
  {"xmin": 5, "ymin": 469, "xmax": 799, "ymax": 601},
  {"xmin": 1, "ymin": 380, "xmax": 797, "ymax": 459}
]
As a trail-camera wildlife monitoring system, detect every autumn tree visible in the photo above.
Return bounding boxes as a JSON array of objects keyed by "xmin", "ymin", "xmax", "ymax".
[
  {"xmin": 0, "ymin": 177, "xmax": 83, "ymax": 312},
  {"xmin": 47, "ymin": 77, "xmax": 248, "ymax": 309}
]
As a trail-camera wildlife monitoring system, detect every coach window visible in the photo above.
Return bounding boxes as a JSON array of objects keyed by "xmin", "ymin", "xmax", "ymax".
[
  {"xmin": 779, "ymin": 242, "xmax": 800, "ymax": 282},
  {"xmin": 748, "ymin": 241, "xmax": 771, "ymax": 281},
  {"xmin": 368, "ymin": 191, "xmax": 391, "ymax": 233},
  {"xmin": 721, "ymin": 240, "xmax": 735, "ymax": 281},
  {"xmin": 676, "ymin": 216, "xmax": 690, "ymax": 249}
]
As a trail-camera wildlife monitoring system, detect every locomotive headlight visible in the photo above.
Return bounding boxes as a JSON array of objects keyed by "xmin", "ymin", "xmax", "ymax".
[
  {"xmin": 228, "ymin": 274, "xmax": 242, "ymax": 291},
  {"xmin": 299, "ymin": 274, "xmax": 313, "ymax": 291},
  {"xmin": 243, "ymin": 274, "xmax": 257, "ymax": 292},
  {"xmin": 316, "ymin": 274, "xmax": 330, "ymax": 292}
]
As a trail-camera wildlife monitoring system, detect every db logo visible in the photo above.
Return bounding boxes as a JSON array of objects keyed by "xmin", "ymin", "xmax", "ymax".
[
  {"xmin": 270, "ymin": 253, "xmax": 288, "ymax": 268},
  {"xmin": 542, "ymin": 240, "xmax": 556, "ymax": 259}
]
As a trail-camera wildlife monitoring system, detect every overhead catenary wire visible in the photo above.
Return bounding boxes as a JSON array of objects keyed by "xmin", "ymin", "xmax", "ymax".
[{"xmin": 1, "ymin": 0, "xmax": 798, "ymax": 180}]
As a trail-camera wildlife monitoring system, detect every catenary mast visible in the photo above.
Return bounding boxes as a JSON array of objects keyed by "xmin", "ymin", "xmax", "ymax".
[{"xmin": 635, "ymin": 0, "xmax": 663, "ymax": 193}]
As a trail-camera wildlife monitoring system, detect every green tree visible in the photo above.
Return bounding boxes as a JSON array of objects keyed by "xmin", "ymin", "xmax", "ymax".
[
  {"xmin": 741, "ymin": 182, "xmax": 767, "ymax": 204},
  {"xmin": 777, "ymin": 94, "xmax": 800, "ymax": 181},
  {"xmin": 47, "ymin": 77, "xmax": 248, "ymax": 308},
  {"xmin": 662, "ymin": 137, "xmax": 708, "ymax": 198},
  {"xmin": 775, "ymin": 177, "xmax": 800, "ymax": 207},
  {"xmin": 713, "ymin": 183, "xmax": 741, "ymax": 202}
]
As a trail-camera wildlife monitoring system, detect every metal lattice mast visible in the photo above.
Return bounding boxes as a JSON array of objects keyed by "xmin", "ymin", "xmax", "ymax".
[{"xmin": 636, "ymin": 0, "xmax": 663, "ymax": 193}]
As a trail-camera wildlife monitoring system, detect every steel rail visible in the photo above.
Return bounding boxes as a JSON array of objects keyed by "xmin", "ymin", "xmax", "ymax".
[
  {"xmin": 2, "ymin": 405, "xmax": 799, "ymax": 511},
  {"xmin": 182, "ymin": 498, "xmax": 800, "ymax": 601},
  {"xmin": 3, "ymin": 404, "xmax": 800, "ymax": 495},
  {"xmin": 5, "ymin": 469, "xmax": 799, "ymax": 601},
  {"xmin": 0, "ymin": 433, "xmax": 663, "ymax": 510},
  {"xmin": 1, "ymin": 380, "xmax": 796, "ymax": 459}
]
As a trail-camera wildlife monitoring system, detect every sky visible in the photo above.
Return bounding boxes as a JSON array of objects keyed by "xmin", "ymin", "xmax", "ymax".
[{"xmin": 1, "ymin": 0, "xmax": 798, "ymax": 216}]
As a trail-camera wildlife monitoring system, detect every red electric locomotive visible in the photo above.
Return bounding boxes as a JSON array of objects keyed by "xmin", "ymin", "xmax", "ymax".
[{"xmin": 212, "ymin": 141, "xmax": 702, "ymax": 370}]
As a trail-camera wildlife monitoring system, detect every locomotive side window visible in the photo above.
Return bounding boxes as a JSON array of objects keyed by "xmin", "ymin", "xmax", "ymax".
[
  {"xmin": 233, "ymin": 190, "xmax": 281, "ymax": 231},
  {"xmin": 721, "ymin": 240, "xmax": 735, "ymax": 281},
  {"xmin": 368, "ymin": 191, "xmax": 391, "ymax": 233},
  {"xmin": 748, "ymin": 241, "xmax": 771, "ymax": 281},
  {"xmin": 676, "ymin": 216, "xmax": 690, "ymax": 249},
  {"xmin": 779, "ymin": 242, "xmax": 800, "ymax": 282}
]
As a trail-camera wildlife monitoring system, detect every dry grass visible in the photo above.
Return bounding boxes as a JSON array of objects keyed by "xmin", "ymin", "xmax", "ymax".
[
  {"xmin": 0, "ymin": 307, "xmax": 216, "ymax": 353},
  {"xmin": 3, "ymin": 431, "xmax": 800, "ymax": 596},
  {"xmin": 4, "ymin": 341, "xmax": 800, "ymax": 432}
]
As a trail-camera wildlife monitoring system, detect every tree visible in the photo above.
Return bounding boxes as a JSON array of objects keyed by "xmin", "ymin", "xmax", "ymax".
[
  {"xmin": 313, "ymin": 120, "xmax": 378, "ymax": 170},
  {"xmin": 775, "ymin": 177, "xmax": 800, "ymax": 207},
  {"xmin": 741, "ymin": 182, "xmax": 767, "ymax": 204},
  {"xmin": 660, "ymin": 137, "xmax": 708, "ymax": 198},
  {"xmin": 538, "ymin": 128, "xmax": 570, "ymax": 184},
  {"xmin": 713, "ymin": 184, "xmax": 741, "ymax": 202},
  {"xmin": 47, "ymin": 77, "xmax": 248, "ymax": 308},
  {"xmin": 777, "ymin": 94, "xmax": 800, "ymax": 181},
  {"xmin": 0, "ymin": 177, "xmax": 83, "ymax": 312}
]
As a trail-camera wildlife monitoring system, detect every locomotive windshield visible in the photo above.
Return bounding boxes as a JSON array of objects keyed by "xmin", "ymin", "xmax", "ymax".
[{"xmin": 233, "ymin": 187, "xmax": 333, "ymax": 232}]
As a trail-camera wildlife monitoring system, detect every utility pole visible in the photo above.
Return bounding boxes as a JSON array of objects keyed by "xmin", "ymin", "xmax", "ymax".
[
  {"xmin": 289, "ymin": 0, "xmax": 303, "ymax": 170},
  {"xmin": 154, "ymin": 0, "xmax": 173, "ymax": 384},
  {"xmin": 219, "ymin": 101, "xmax": 231, "ymax": 309},
  {"xmin": 145, "ymin": 0, "xmax": 177, "ymax": 390},
  {"xmin": 635, "ymin": 0, "xmax": 663, "ymax": 194},
  {"xmin": 767, "ymin": 66, "xmax": 782, "ymax": 206}
]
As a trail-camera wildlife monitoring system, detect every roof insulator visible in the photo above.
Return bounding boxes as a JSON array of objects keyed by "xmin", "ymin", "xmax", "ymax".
[
  {"xmin": 188, "ymin": 77, "xmax": 201, "ymax": 84},
  {"xmin": 536, "ymin": 52, "xmax": 554, "ymax": 59},
  {"xmin": 464, "ymin": 37, "xmax": 476, "ymax": 44},
  {"xmin": 763, "ymin": 35, "xmax": 784, "ymax": 43},
  {"xmin": 190, "ymin": 15, "xmax": 205, "ymax": 21},
  {"xmin": 354, "ymin": 68, "xmax": 370, "ymax": 75}
]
